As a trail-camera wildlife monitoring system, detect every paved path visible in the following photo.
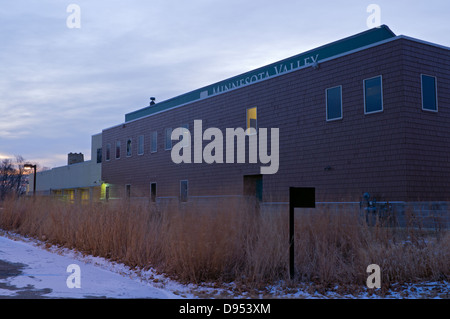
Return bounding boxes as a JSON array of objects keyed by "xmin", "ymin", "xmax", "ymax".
[{"xmin": 0, "ymin": 234, "xmax": 179, "ymax": 299}]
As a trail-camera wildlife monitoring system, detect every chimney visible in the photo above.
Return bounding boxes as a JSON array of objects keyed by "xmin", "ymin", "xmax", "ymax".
[{"xmin": 68, "ymin": 152, "xmax": 84, "ymax": 165}]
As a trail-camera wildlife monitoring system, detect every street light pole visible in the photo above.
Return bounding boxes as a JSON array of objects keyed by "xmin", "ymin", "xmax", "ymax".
[{"xmin": 24, "ymin": 164, "xmax": 37, "ymax": 196}]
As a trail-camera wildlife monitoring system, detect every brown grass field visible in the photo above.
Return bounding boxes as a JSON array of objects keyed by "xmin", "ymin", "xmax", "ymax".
[{"xmin": 0, "ymin": 196, "xmax": 448, "ymax": 293}]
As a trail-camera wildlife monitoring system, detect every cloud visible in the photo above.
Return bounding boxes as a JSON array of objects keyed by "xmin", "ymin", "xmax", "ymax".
[{"xmin": 1, "ymin": 0, "xmax": 450, "ymax": 169}]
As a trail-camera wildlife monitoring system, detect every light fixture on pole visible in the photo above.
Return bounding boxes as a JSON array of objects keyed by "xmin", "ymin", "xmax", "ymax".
[{"xmin": 24, "ymin": 164, "xmax": 37, "ymax": 196}]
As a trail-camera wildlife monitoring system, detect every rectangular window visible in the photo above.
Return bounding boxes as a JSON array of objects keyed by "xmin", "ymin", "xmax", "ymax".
[
  {"xmin": 181, "ymin": 124, "xmax": 189, "ymax": 148},
  {"xmin": 96, "ymin": 148, "xmax": 102, "ymax": 163},
  {"xmin": 421, "ymin": 74, "xmax": 438, "ymax": 112},
  {"xmin": 115, "ymin": 141, "xmax": 121, "ymax": 159},
  {"xmin": 150, "ymin": 182, "xmax": 157, "ymax": 202},
  {"xmin": 364, "ymin": 75, "xmax": 383, "ymax": 114},
  {"xmin": 106, "ymin": 144, "xmax": 111, "ymax": 161},
  {"xmin": 246, "ymin": 107, "xmax": 257, "ymax": 134},
  {"xmin": 125, "ymin": 184, "xmax": 131, "ymax": 198},
  {"xmin": 151, "ymin": 131, "xmax": 158, "ymax": 153},
  {"xmin": 165, "ymin": 128, "xmax": 172, "ymax": 150},
  {"xmin": 180, "ymin": 180, "xmax": 188, "ymax": 202},
  {"xmin": 326, "ymin": 86, "xmax": 342, "ymax": 121},
  {"xmin": 138, "ymin": 135, "xmax": 144, "ymax": 155},
  {"xmin": 126, "ymin": 138, "xmax": 132, "ymax": 157}
]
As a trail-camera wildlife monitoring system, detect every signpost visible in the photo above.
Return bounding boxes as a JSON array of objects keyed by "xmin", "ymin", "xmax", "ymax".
[{"xmin": 289, "ymin": 187, "xmax": 315, "ymax": 280}]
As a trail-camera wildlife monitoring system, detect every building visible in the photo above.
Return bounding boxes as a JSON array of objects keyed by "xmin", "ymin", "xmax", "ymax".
[
  {"xmin": 29, "ymin": 133, "xmax": 104, "ymax": 202},
  {"xmin": 101, "ymin": 26, "xmax": 450, "ymax": 224}
]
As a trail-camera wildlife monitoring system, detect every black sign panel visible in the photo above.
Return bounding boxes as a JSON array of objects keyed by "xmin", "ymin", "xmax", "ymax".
[{"xmin": 289, "ymin": 187, "xmax": 315, "ymax": 208}]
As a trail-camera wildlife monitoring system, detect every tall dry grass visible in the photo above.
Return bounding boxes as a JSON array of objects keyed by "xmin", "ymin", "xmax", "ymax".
[{"xmin": 0, "ymin": 197, "xmax": 448, "ymax": 290}]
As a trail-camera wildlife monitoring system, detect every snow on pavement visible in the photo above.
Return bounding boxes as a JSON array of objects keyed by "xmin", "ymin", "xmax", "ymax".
[{"xmin": 0, "ymin": 232, "xmax": 188, "ymax": 299}]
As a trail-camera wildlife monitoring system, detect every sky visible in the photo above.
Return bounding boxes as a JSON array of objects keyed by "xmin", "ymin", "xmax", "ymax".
[{"xmin": 1, "ymin": 0, "xmax": 449, "ymax": 169}]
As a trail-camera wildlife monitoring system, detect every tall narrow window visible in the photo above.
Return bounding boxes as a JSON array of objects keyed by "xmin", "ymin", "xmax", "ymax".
[
  {"xmin": 165, "ymin": 128, "xmax": 172, "ymax": 150},
  {"xmin": 181, "ymin": 124, "xmax": 189, "ymax": 148},
  {"xmin": 150, "ymin": 182, "xmax": 157, "ymax": 202},
  {"xmin": 125, "ymin": 184, "xmax": 131, "ymax": 198},
  {"xmin": 364, "ymin": 75, "xmax": 383, "ymax": 114},
  {"xmin": 126, "ymin": 138, "xmax": 132, "ymax": 157},
  {"xmin": 421, "ymin": 74, "xmax": 438, "ymax": 112},
  {"xmin": 96, "ymin": 148, "xmax": 102, "ymax": 163},
  {"xmin": 246, "ymin": 107, "xmax": 257, "ymax": 134},
  {"xmin": 106, "ymin": 143, "xmax": 111, "ymax": 161},
  {"xmin": 115, "ymin": 141, "xmax": 121, "ymax": 159},
  {"xmin": 180, "ymin": 180, "xmax": 188, "ymax": 202},
  {"xmin": 138, "ymin": 135, "xmax": 144, "ymax": 155},
  {"xmin": 326, "ymin": 86, "xmax": 342, "ymax": 121},
  {"xmin": 151, "ymin": 131, "xmax": 158, "ymax": 153}
]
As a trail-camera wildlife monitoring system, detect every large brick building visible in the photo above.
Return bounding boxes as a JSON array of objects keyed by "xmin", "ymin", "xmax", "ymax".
[{"xmin": 101, "ymin": 25, "xmax": 450, "ymax": 210}]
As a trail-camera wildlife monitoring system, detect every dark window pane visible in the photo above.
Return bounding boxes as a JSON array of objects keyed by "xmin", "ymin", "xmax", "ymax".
[
  {"xmin": 326, "ymin": 86, "xmax": 342, "ymax": 120},
  {"xmin": 364, "ymin": 76, "xmax": 383, "ymax": 113},
  {"xmin": 422, "ymin": 75, "xmax": 437, "ymax": 111}
]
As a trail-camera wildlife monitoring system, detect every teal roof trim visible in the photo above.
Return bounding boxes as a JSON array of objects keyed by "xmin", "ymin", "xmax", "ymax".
[{"xmin": 125, "ymin": 25, "xmax": 396, "ymax": 122}]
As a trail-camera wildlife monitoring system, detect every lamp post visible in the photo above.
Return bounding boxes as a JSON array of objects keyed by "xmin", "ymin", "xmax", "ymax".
[{"xmin": 24, "ymin": 164, "xmax": 37, "ymax": 196}]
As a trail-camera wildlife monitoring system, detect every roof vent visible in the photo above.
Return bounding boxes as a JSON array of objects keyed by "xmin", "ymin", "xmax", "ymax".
[{"xmin": 150, "ymin": 97, "xmax": 156, "ymax": 106}]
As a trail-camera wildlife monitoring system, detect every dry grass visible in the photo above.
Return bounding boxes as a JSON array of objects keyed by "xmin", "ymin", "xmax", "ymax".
[{"xmin": 0, "ymin": 196, "xmax": 448, "ymax": 291}]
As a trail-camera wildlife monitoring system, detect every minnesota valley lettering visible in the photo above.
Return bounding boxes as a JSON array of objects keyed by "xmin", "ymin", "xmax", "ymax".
[{"xmin": 211, "ymin": 54, "xmax": 319, "ymax": 94}]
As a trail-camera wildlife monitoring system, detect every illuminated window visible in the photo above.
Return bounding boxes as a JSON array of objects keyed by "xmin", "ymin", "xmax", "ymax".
[
  {"xmin": 246, "ymin": 107, "xmax": 257, "ymax": 134},
  {"xmin": 326, "ymin": 86, "xmax": 342, "ymax": 121},
  {"xmin": 364, "ymin": 76, "xmax": 383, "ymax": 114},
  {"xmin": 421, "ymin": 74, "xmax": 438, "ymax": 112}
]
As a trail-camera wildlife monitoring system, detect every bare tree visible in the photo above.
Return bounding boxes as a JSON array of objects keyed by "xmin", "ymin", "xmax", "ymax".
[{"xmin": 0, "ymin": 155, "xmax": 27, "ymax": 200}]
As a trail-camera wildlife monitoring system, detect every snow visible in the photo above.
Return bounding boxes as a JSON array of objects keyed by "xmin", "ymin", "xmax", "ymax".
[
  {"xmin": 0, "ymin": 232, "xmax": 192, "ymax": 299},
  {"xmin": 0, "ymin": 231, "xmax": 448, "ymax": 299}
]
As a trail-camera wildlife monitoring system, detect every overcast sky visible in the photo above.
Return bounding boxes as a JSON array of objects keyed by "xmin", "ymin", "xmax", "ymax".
[{"xmin": 1, "ymin": 0, "xmax": 449, "ymax": 169}]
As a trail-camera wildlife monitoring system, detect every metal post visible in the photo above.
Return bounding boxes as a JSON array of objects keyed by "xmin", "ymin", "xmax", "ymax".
[{"xmin": 289, "ymin": 193, "xmax": 295, "ymax": 279}]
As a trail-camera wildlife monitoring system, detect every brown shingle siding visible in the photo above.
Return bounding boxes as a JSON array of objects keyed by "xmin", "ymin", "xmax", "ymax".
[{"xmin": 102, "ymin": 37, "xmax": 450, "ymax": 203}]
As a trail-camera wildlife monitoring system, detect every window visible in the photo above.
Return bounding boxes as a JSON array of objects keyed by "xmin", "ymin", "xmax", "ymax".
[
  {"xmin": 421, "ymin": 74, "xmax": 438, "ymax": 112},
  {"xmin": 115, "ymin": 141, "xmax": 121, "ymax": 159},
  {"xmin": 125, "ymin": 184, "xmax": 131, "ymax": 198},
  {"xmin": 326, "ymin": 86, "xmax": 342, "ymax": 121},
  {"xmin": 181, "ymin": 124, "xmax": 189, "ymax": 148},
  {"xmin": 150, "ymin": 182, "xmax": 157, "ymax": 202},
  {"xmin": 106, "ymin": 144, "xmax": 111, "ymax": 161},
  {"xmin": 246, "ymin": 107, "xmax": 257, "ymax": 134},
  {"xmin": 126, "ymin": 138, "xmax": 132, "ymax": 157},
  {"xmin": 364, "ymin": 76, "xmax": 383, "ymax": 114},
  {"xmin": 180, "ymin": 180, "xmax": 188, "ymax": 202},
  {"xmin": 138, "ymin": 135, "xmax": 144, "ymax": 155},
  {"xmin": 96, "ymin": 148, "xmax": 102, "ymax": 163},
  {"xmin": 165, "ymin": 128, "xmax": 172, "ymax": 150},
  {"xmin": 151, "ymin": 131, "xmax": 158, "ymax": 153}
]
